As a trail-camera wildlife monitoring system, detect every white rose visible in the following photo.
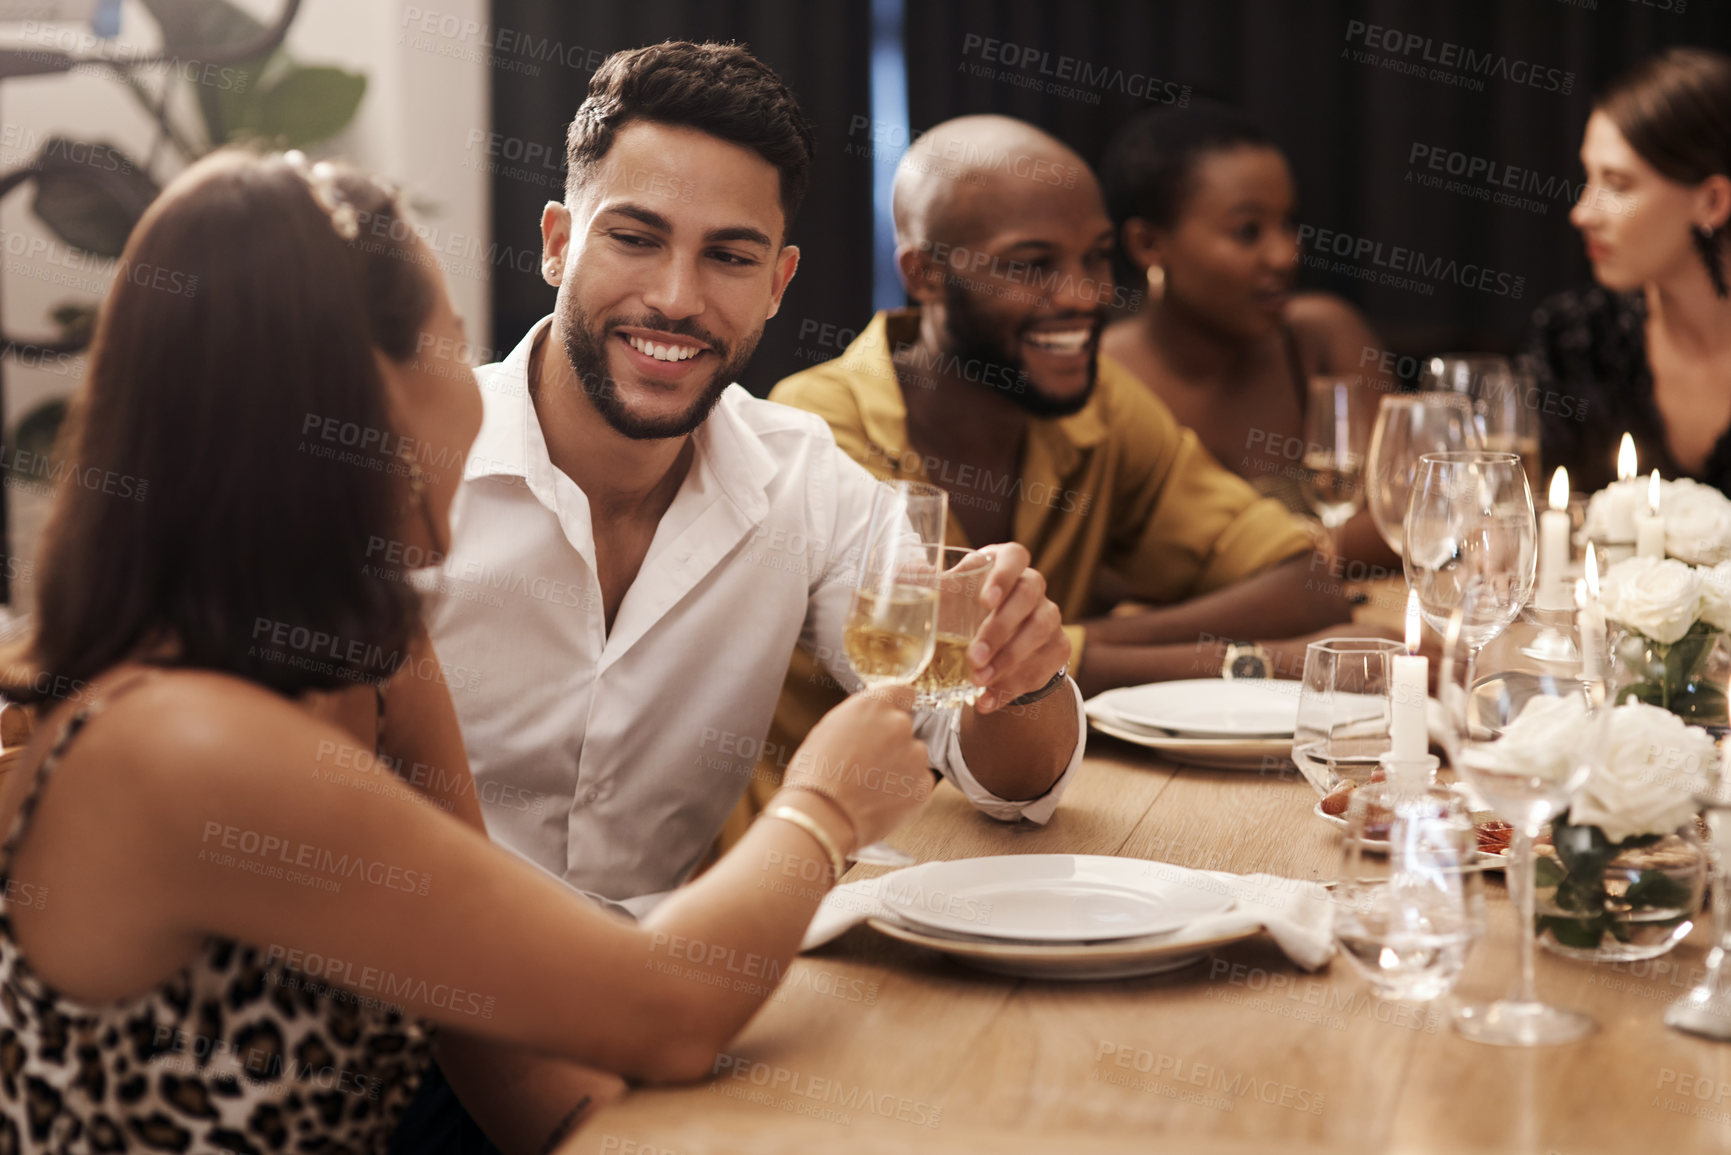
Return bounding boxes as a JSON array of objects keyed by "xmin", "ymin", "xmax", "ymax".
[
  {"xmin": 1699, "ymin": 562, "xmax": 1731, "ymax": 631},
  {"xmin": 1600, "ymin": 556, "xmax": 1703, "ymax": 644},
  {"xmin": 1580, "ymin": 487, "xmax": 1612, "ymax": 546},
  {"xmin": 1569, "ymin": 702, "xmax": 1716, "ymax": 843},
  {"xmin": 1457, "ymin": 694, "xmax": 1589, "ymax": 785},
  {"xmin": 1663, "ymin": 478, "xmax": 1731, "ymax": 566}
]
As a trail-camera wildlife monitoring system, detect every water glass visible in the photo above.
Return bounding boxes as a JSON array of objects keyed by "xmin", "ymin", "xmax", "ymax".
[
  {"xmin": 1293, "ymin": 638, "xmax": 1404, "ymax": 795},
  {"xmin": 1332, "ymin": 782, "xmax": 1485, "ymax": 1002}
]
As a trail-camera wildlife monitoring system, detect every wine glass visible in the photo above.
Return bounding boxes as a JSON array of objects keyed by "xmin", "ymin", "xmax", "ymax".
[
  {"xmin": 1438, "ymin": 596, "xmax": 1603, "ymax": 1045},
  {"xmin": 911, "ymin": 547, "xmax": 993, "ymax": 711},
  {"xmin": 841, "ymin": 481, "xmax": 945, "ymax": 865},
  {"xmin": 1302, "ymin": 375, "xmax": 1370, "ymax": 559},
  {"xmin": 1365, "ymin": 393, "xmax": 1480, "ymax": 557},
  {"xmin": 1404, "ymin": 451, "xmax": 1537, "ymax": 690},
  {"xmin": 1422, "ymin": 354, "xmax": 1542, "ymax": 495}
]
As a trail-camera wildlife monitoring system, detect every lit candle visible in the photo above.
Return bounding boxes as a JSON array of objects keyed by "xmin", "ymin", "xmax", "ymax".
[
  {"xmin": 1605, "ymin": 433, "xmax": 1639, "ymax": 543},
  {"xmin": 1392, "ymin": 591, "xmax": 1430, "ymax": 763},
  {"xmin": 1537, "ymin": 467, "xmax": 1572, "ymax": 611},
  {"xmin": 1577, "ymin": 563, "xmax": 1605, "ymax": 684},
  {"xmin": 1636, "ymin": 469, "xmax": 1665, "ymax": 559}
]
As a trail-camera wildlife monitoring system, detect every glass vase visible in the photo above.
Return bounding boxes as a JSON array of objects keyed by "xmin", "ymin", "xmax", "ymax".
[
  {"xmin": 1608, "ymin": 622, "xmax": 1731, "ymax": 733},
  {"xmin": 1534, "ymin": 817, "xmax": 1707, "ymax": 962}
]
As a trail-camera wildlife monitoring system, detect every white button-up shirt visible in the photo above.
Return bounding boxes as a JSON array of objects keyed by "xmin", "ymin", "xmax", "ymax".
[{"xmin": 421, "ymin": 317, "xmax": 1082, "ymax": 914}]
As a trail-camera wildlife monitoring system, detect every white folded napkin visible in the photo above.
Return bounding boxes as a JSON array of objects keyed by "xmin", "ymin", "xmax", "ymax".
[{"xmin": 801, "ymin": 861, "xmax": 1336, "ymax": 971}]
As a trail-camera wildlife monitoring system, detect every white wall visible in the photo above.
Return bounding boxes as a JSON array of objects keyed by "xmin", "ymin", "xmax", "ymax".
[{"xmin": 0, "ymin": 0, "xmax": 491, "ymax": 609}]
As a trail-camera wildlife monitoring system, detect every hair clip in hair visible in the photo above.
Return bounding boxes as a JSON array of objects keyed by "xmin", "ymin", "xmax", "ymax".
[{"xmin": 283, "ymin": 150, "xmax": 360, "ymax": 241}]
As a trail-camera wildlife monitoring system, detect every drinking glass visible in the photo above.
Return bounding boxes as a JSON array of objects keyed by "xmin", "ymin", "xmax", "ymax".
[
  {"xmin": 1293, "ymin": 638, "xmax": 1403, "ymax": 796},
  {"xmin": 1365, "ymin": 393, "xmax": 1480, "ymax": 557},
  {"xmin": 1439, "ymin": 602, "xmax": 1603, "ymax": 1045},
  {"xmin": 1404, "ymin": 451, "xmax": 1536, "ymax": 687},
  {"xmin": 1422, "ymin": 354, "xmax": 1543, "ymax": 496},
  {"xmin": 1332, "ymin": 782, "xmax": 1485, "ymax": 1001},
  {"xmin": 1302, "ymin": 375, "xmax": 1371, "ymax": 558},
  {"xmin": 911, "ymin": 547, "xmax": 993, "ymax": 710},
  {"xmin": 842, "ymin": 480, "xmax": 945, "ymax": 865},
  {"xmin": 1667, "ymin": 777, "xmax": 1731, "ymax": 1039}
]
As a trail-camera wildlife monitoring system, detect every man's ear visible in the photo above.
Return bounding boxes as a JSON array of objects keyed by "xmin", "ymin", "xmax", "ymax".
[
  {"xmin": 896, "ymin": 243, "xmax": 945, "ymax": 305},
  {"xmin": 541, "ymin": 201, "xmax": 572, "ymax": 285},
  {"xmin": 764, "ymin": 244, "xmax": 801, "ymax": 320}
]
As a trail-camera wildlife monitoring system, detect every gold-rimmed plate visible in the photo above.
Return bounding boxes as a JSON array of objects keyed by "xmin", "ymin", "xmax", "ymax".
[{"xmin": 865, "ymin": 916, "xmax": 1261, "ymax": 981}]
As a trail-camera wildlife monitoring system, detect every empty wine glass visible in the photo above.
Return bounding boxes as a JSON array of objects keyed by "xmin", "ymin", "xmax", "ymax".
[
  {"xmin": 1404, "ymin": 451, "xmax": 1536, "ymax": 688},
  {"xmin": 841, "ymin": 480, "xmax": 945, "ymax": 865},
  {"xmin": 1302, "ymin": 375, "xmax": 1371, "ymax": 559},
  {"xmin": 1438, "ymin": 595, "xmax": 1604, "ymax": 1046},
  {"xmin": 1366, "ymin": 393, "xmax": 1480, "ymax": 557},
  {"xmin": 1332, "ymin": 781, "xmax": 1485, "ymax": 1002}
]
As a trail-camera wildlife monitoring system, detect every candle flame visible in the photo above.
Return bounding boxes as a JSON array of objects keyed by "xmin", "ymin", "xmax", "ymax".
[
  {"xmin": 1649, "ymin": 469, "xmax": 1662, "ymax": 515},
  {"xmin": 1585, "ymin": 542, "xmax": 1600, "ymax": 599},
  {"xmin": 1405, "ymin": 589, "xmax": 1421, "ymax": 654},
  {"xmin": 1548, "ymin": 466, "xmax": 1569, "ymax": 511},
  {"xmin": 1618, "ymin": 433, "xmax": 1637, "ymax": 482}
]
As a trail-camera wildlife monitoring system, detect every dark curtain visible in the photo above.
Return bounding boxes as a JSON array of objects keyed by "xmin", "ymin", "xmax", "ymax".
[
  {"xmin": 903, "ymin": 0, "xmax": 1731, "ymax": 364},
  {"xmin": 486, "ymin": 0, "xmax": 873, "ymax": 397},
  {"xmin": 490, "ymin": 0, "xmax": 1729, "ymax": 387}
]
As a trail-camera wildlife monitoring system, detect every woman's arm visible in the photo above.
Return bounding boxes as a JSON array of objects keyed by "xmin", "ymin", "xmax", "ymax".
[{"xmin": 10, "ymin": 673, "xmax": 930, "ymax": 1084}]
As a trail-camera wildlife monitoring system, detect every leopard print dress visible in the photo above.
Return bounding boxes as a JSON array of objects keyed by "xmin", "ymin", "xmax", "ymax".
[{"xmin": 0, "ymin": 680, "xmax": 433, "ymax": 1153}]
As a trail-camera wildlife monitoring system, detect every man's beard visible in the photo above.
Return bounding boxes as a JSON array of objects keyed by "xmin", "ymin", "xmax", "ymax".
[
  {"xmin": 557, "ymin": 297, "xmax": 758, "ymax": 440},
  {"xmin": 941, "ymin": 283, "xmax": 1102, "ymax": 419}
]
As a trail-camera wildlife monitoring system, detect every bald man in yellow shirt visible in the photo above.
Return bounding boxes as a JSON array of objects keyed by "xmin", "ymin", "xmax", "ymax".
[{"xmin": 718, "ymin": 115, "xmax": 1382, "ymax": 849}]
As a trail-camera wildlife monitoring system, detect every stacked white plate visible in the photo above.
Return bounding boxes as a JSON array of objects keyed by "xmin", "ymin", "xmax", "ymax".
[
  {"xmin": 1084, "ymin": 678, "xmax": 1299, "ymax": 770},
  {"xmin": 866, "ymin": 854, "xmax": 1255, "ymax": 980}
]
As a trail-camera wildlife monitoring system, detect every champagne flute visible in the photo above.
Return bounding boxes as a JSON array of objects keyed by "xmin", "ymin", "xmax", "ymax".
[
  {"xmin": 1404, "ymin": 451, "xmax": 1537, "ymax": 689},
  {"xmin": 841, "ymin": 481, "xmax": 945, "ymax": 865},
  {"xmin": 1301, "ymin": 375, "xmax": 1370, "ymax": 560},
  {"xmin": 1365, "ymin": 393, "xmax": 1480, "ymax": 557},
  {"xmin": 911, "ymin": 546, "xmax": 993, "ymax": 710},
  {"xmin": 1438, "ymin": 594, "xmax": 1602, "ymax": 1045}
]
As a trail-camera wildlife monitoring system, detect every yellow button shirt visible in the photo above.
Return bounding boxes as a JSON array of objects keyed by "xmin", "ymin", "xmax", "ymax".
[{"xmin": 715, "ymin": 308, "xmax": 1314, "ymax": 852}]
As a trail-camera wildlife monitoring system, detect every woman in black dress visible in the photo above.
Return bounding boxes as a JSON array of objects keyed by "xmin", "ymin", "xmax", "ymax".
[{"xmin": 1527, "ymin": 48, "xmax": 1731, "ymax": 494}]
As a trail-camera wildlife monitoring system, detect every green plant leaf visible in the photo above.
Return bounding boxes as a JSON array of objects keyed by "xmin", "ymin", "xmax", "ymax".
[
  {"xmin": 1616, "ymin": 681, "xmax": 1665, "ymax": 709},
  {"xmin": 1533, "ymin": 854, "xmax": 1566, "ymax": 888},
  {"xmin": 1537, "ymin": 915, "xmax": 1605, "ymax": 950},
  {"xmin": 12, "ymin": 399, "xmax": 68, "ymax": 471},
  {"xmin": 137, "ymin": 0, "xmax": 268, "ymax": 148},
  {"xmin": 30, "ymin": 141, "xmax": 156, "ymax": 258},
  {"xmin": 49, "ymin": 301, "xmax": 98, "ymax": 347},
  {"xmin": 1625, "ymin": 869, "xmax": 1693, "ymax": 911},
  {"xmin": 253, "ymin": 66, "xmax": 368, "ymax": 148}
]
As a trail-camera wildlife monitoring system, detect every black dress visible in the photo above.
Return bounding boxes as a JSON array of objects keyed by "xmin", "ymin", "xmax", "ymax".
[{"xmin": 1525, "ymin": 285, "xmax": 1731, "ymax": 495}]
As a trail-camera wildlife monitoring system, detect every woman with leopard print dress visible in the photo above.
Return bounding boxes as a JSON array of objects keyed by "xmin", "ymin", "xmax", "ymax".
[{"xmin": 0, "ymin": 151, "xmax": 930, "ymax": 1154}]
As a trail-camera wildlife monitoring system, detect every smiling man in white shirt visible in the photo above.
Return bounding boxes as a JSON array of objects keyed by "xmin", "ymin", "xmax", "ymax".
[{"xmin": 418, "ymin": 42, "xmax": 1082, "ymax": 922}]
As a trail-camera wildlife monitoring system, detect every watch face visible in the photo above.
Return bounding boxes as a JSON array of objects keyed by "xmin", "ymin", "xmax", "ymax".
[{"xmin": 1229, "ymin": 654, "xmax": 1268, "ymax": 679}]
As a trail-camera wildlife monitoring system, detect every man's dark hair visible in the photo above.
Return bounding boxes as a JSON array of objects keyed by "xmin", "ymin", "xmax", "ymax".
[{"xmin": 564, "ymin": 40, "xmax": 814, "ymax": 237}]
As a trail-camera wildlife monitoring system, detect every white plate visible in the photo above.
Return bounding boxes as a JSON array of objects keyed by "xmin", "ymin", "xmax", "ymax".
[
  {"xmin": 866, "ymin": 917, "xmax": 1259, "ymax": 981},
  {"xmin": 1085, "ymin": 704, "xmax": 1292, "ymax": 771},
  {"xmin": 1096, "ymin": 679, "xmax": 1300, "ymax": 738},
  {"xmin": 877, "ymin": 854, "xmax": 1236, "ymax": 943}
]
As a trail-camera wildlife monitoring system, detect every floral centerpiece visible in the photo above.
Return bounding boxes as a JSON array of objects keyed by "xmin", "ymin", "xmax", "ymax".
[
  {"xmin": 1583, "ymin": 476, "xmax": 1731, "ymax": 566},
  {"xmin": 1480, "ymin": 696, "xmax": 1715, "ymax": 959},
  {"xmin": 1597, "ymin": 555, "xmax": 1731, "ymax": 724}
]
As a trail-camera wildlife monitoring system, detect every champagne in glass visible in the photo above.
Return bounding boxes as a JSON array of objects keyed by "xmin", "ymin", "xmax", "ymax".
[
  {"xmin": 910, "ymin": 547, "xmax": 993, "ymax": 710},
  {"xmin": 1302, "ymin": 375, "xmax": 1370, "ymax": 557},
  {"xmin": 840, "ymin": 481, "xmax": 947, "ymax": 866}
]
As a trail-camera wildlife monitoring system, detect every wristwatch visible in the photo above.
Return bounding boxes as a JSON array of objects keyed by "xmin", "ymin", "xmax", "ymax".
[{"xmin": 1221, "ymin": 642, "xmax": 1272, "ymax": 680}]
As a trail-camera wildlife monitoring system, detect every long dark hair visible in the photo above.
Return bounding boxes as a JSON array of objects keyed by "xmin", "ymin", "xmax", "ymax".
[
  {"xmin": 6, "ymin": 150, "xmax": 435, "ymax": 705},
  {"xmin": 1597, "ymin": 47, "xmax": 1731, "ymax": 295}
]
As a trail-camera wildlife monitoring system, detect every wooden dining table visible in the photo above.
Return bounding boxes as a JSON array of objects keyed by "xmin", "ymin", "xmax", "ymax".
[{"xmin": 560, "ymin": 736, "xmax": 1731, "ymax": 1155}]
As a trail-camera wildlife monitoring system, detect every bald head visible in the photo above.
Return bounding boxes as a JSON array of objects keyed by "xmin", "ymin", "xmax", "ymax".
[{"xmin": 892, "ymin": 115, "xmax": 1100, "ymax": 251}]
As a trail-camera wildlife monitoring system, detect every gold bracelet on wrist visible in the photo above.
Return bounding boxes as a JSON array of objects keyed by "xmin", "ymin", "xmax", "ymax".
[
  {"xmin": 778, "ymin": 782, "xmax": 860, "ymax": 844},
  {"xmin": 764, "ymin": 805, "xmax": 847, "ymax": 884}
]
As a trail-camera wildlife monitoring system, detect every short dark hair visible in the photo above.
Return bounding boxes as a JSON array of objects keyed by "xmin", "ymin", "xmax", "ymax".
[
  {"xmin": 1100, "ymin": 99, "xmax": 1275, "ymax": 286},
  {"xmin": 5, "ymin": 151, "xmax": 435, "ymax": 704},
  {"xmin": 564, "ymin": 40, "xmax": 814, "ymax": 237}
]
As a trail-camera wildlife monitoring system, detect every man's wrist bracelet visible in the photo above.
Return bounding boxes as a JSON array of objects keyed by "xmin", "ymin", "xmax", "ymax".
[{"xmin": 1008, "ymin": 666, "xmax": 1069, "ymax": 707}]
